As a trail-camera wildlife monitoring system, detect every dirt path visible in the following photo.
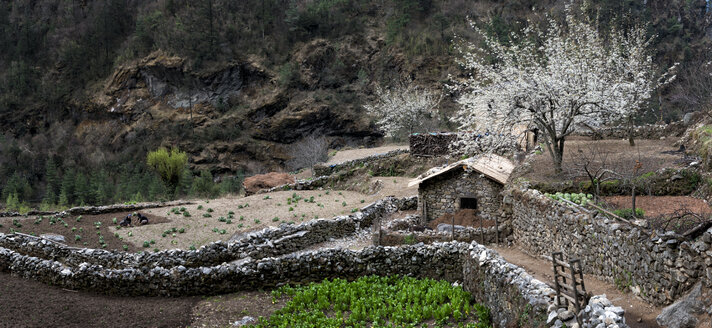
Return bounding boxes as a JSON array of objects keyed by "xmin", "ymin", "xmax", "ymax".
[
  {"xmin": 491, "ymin": 246, "xmax": 663, "ymax": 328},
  {"xmin": 326, "ymin": 145, "xmax": 408, "ymax": 165}
]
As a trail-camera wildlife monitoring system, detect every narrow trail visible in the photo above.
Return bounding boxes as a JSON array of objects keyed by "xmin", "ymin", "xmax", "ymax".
[{"xmin": 491, "ymin": 246, "xmax": 663, "ymax": 328}]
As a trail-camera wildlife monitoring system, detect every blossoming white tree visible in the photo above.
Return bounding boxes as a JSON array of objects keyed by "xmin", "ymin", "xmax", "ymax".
[
  {"xmin": 364, "ymin": 81, "xmax": 440, "ymax": 139},
  {"xmin": 451, "ymin": 5, "xmax": 676, "ymax": 172}
]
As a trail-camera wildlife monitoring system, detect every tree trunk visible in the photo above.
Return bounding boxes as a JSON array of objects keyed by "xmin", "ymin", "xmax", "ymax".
[
  {"xmin": 551, "ymin": 137, "xmax": 565, "ymax": 173},
  {"xmin": 628, "ymin": 117, "xmax": 635, "ymax": 146},
  {"xmin": 631, "ymin": 185, "xmax": 637, "ymax": 218}
]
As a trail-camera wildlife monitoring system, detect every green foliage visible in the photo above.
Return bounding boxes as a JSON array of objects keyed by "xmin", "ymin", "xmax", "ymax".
[
  {"xmin": 192, "ymin": 169, "xmax": 220, "ymax": 198},
  {"xmin": 278, "ymin": 62, "xmax": 298, "ymax": 87},
  {"xmin": 403, "ymin": 234, "xmax": 416, "ymax": 245},
  {"xmin": 146, "ymin": 147, "xmax": 188, "ymax": 187},
  {"xmin": 543, "ymin": 192, "xmax": 593, "ymax": 206},
  {"xmin": 254, "ymin": 275, "xmax": 489, "ymax": 327}
]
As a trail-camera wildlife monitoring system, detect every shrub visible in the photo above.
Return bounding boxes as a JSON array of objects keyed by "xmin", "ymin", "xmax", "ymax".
[{"xmin": 146, "ymin": 147, "xmax": 188, "ymax": 187}]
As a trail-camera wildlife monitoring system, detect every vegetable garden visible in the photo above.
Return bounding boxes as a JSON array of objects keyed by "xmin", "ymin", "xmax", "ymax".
[{"xmin": 250, "ymin": 275, "xmax": 492, "ymax": 328}]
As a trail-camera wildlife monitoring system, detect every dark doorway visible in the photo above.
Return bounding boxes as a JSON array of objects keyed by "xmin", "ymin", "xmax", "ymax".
[{"xmin": 460, "ymin": 197, "xmax": 477, "ymax": 210}]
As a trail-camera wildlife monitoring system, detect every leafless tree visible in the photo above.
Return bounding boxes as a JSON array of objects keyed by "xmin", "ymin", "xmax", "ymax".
[
  {"xmin": 606, "ymin": 151, "xmax": 648, "ymax": 219},
  {"xmin": 570, "ymin": 144, "xmax": 614, "ymax": 203},
  {"xmin": 669, "ymin": 60, "xmax": 712, "ymax": 119},
  {"xmin": 286, "ymin": 135, "xmax": 329, "ymax": 174}
]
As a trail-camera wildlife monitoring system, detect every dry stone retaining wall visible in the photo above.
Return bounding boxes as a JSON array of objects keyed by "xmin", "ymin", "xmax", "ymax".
[
  {"xmin": 574, "ymin": 122, "xmax": 686, "ymax": 140},
  {"xmin": 377, "ymin": 215, "xmax": 514, "ymax": 246},
  {"xmin": 510, "ymin": 187, "xmax": 712, "ymax": 306},
  {"xmin": 313, "ymin": 149, "xmax": 410, "ymax": 177},
  {"xmin": 0, "ymin": 201, "xmax": 193, "ymax": 218},
  {"xmin": 0, "ymin": 197, "xmax": 417, "ymax": 270},
  {"xmin": 0, "ymin": 238, "xmax": 626, "ymax": 327}
]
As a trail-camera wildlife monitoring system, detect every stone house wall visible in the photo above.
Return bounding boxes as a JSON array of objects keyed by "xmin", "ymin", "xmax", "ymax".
[
  {"xmin": 418, "ymin": 168, "xmax": 504, "ymax": 222},
  {"xmin": 509, "ymin": 187, "xmax": 712, "ymax": 306}
]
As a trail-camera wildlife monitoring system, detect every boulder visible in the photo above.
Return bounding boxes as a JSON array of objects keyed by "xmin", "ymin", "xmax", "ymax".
[
  {"xmin": 40, "ymin": 234, "xmax": 66, "ymax": 243},
  {"xmin": 243, "ymin": 172, "xmax": 295, "ymax": 194},
  {"xmin": 656, "ymin": 282, "xmax": 705, "ymax": 328}
]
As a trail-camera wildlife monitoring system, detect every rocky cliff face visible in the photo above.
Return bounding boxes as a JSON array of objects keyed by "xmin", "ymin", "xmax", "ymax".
[{"xmin": 87, "ymin": 49, "xmax": 380, "ymax": 175}]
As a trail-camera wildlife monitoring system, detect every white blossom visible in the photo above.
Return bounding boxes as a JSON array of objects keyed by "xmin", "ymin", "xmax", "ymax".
[
  {"xmin": 364, "ymin": 82, "xmax": 440, "ymax": 138},
  {"xmin": 450, "ymin": 4, "xmax": 676, "ymax": 171}
]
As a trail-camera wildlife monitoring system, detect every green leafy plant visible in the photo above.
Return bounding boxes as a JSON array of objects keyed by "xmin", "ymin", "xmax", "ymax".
[{"xmin": 255, "ymin": 275, "xmax": 487, "ymax": 327}]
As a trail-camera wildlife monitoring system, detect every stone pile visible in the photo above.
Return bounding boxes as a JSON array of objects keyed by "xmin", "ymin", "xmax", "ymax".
[{"xmin": 509, "ymin": 187, "xmax": 712, "ymax": 306}]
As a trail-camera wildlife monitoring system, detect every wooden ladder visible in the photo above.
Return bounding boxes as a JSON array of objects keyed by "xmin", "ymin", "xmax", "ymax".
[{"xmin": 552, "ymin": 252, "xmax": 588, "ymax": 327}]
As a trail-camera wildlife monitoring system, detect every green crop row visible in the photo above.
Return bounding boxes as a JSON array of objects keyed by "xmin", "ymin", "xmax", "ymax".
[{"xmin": 250, "ymin": 275, "xmax": 491, "ymax": 328}]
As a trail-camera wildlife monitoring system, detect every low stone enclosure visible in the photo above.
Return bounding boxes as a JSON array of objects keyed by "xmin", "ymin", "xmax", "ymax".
[
  {"xmin": 0, "ymin": 195, "xmax": 627, "ymax": 328},
  {"xmin": 509, "ymin": 187, "xmax": 712, "ymax": 306},
  {"xmin": 375, "ymin": 214, "xmax": 514, "ymax": 246},
  {"xmin": 0, "ymin": 200, "xmax": 193, "ymax": 218}
]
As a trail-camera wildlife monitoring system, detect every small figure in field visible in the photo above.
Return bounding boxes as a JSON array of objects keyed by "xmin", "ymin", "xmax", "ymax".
[
  {"xmin": 119, "ymin": 213, "xmax": 132, "ymax": 227},
  {"xmin": 137, "ymin": 212, "xmax": 149, "ymax": 225}
]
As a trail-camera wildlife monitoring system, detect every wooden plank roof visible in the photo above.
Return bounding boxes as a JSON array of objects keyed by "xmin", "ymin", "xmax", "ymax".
[{"xmin": 408, "ymin": 154, "xmax": 515, "ymax": 187}]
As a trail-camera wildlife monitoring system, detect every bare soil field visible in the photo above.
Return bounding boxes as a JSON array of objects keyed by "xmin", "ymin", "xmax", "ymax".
[
  {"xmin": 326, "ymin": 144, "xmax": 408, "ymax": 165},
  {"xmin": 522, "ymin": 138, "xmax": 688, "ymax": 183},
  {"xmin": 0, "ymin": 175, "xmax": 416, "ymax": 252},
  {"xmin": 0, "ymin": 211, "xmax": 171, "ymax": 252},
  {"xmin": 122, "ymin": 176, "xmax": 417, "ymax": 250},
  {"xmin": 0, "ymin": 271, "xmax": 285, "ymax": 328},
  {"xmin": 602, "ymin": 195, "xmax": 712, "ymax": 218},
  {"xmin": 603, "ymin": 195, "xmax": 712, "ymax": 234},
  {"xmin": 0, "ymin": 272, "xmax": 199, "ymax": 328}
]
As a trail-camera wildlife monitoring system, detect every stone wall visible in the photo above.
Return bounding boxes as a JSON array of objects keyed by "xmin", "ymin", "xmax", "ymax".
[
  {"xmin": 574, "ymin": 121, "xmax": 686, "ymax": 140},
  {"xmin": 377, "ymin": 215, "xmax": 514, "ymax": 246},
  {"xmin": 409, "ymin": 133, "xmax": 458, "ymax": 157},
  {"xmin": 0, "ymin": 196, "xmax": 417, "ymax": 270},
  {"xmin": 419, "ymin": 168, "xmax": 504, "ymax": 222},
  {"xmin": 312, "ymin": 149, "xmax": 409, "ymax": 177},
  {"xmin": 0, "ymin": 201, "xmax": 193, "ymax": 218},
  {"xmin": 509, "ymin": 187, "xmax": 712, "ymax": 306},
  {"xmin": 0, "ymin": 238, "xmax": 626, "ymax": 327}
]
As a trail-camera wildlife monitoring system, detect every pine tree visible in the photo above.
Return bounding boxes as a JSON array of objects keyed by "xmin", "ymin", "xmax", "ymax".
[
  {"xmin": 73, "ymin": 172, "xmax": 90, "ymax": 205},
  {"xmin": 59, "ymin": 169, "xmax": 75, "ymax": 206},
  {"xmin": 176, "ymin": 166, "xmax": 193, "ymax": 197},
  {"xmin": 148, "ymin": 175, "xmax": 167, "ymax": 201},
  {"xmin": 44, "ymin": 159, "xmax": 59, "ymax": 198}
]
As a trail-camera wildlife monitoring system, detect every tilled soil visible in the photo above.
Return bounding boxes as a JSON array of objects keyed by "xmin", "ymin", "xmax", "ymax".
[
  {"xmin": 190, "ymin": 291, "xmax": 284, "ymax": 327},
  {"xmin": 0, "ymin": 211, "xmax": 170, "ymax": 252},
  {"xmin": 0, "ymin": 272, "xmax": 199, "ymax": 328},
  {"xmin": 602, "ymin": 195, "xmax": 711, "ymax": 218},
  {"xmin": 603, "ymin": 195, "xmax": 712, "ymax": 234}
]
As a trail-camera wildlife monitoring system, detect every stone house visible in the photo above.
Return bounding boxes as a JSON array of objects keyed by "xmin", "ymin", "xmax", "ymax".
[{"xmin": 409, "ymin": 155, "xmax": 514, "ymax": 223}]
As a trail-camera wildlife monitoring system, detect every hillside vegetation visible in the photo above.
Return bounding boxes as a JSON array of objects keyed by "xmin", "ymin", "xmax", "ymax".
[{"xmin": 0, "ymin": 0, "xmax": 710, "ymax": 208}]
